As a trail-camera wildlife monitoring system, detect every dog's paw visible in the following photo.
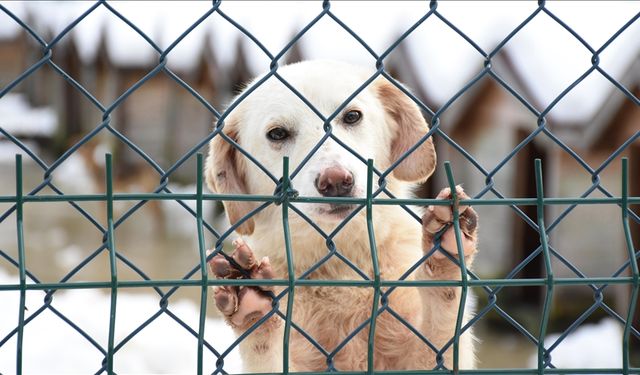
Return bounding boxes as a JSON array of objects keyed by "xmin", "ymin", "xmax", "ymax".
[
  {"xmin": 422, "ymin": 186, "xmax": 478, "ymax": 260},
  {"xmin": 208, "ymin": 239, "xmax": 277, "ymax": 330}
]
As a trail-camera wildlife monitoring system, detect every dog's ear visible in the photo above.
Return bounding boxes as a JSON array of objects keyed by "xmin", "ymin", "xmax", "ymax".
[
  {"xmin": 375, "ymin": 79, "xmax": 436, "ymax": 182},
  {"xmin": 205, "ymin": 119, "xmax": 255, "ymax": 235}
]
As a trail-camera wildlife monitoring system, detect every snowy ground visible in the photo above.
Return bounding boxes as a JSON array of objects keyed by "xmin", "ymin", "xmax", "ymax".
[
  {"xmin": 0, "ymin": 156, "xmax": 240, "ymax": 373},
  {"xmin": 527, "ymin": 318, "xmax": 623, "ymax": 371},
  {"xmin": 0, "ymin": 268, "xmax": 243, "ymax": 374},
  {"xmin": 0, "ymin": 155, "xmax": 243, "ymax": 374}
]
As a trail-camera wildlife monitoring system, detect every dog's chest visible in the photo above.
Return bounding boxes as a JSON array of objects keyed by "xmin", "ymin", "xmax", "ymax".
[{"xmin": 289, "ymin": 285, "xmax": 424, "ymax": 371}]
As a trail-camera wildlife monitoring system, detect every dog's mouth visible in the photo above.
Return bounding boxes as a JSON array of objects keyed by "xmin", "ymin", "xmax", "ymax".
[{"xmin": 318, "ymin": 204, "xmax": 357, "ymax": 219}]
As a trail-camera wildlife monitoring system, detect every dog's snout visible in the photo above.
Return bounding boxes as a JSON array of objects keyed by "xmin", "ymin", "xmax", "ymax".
[{"xmin": 315, "ymin": 167, "xmax": 354, "ymax": 197}]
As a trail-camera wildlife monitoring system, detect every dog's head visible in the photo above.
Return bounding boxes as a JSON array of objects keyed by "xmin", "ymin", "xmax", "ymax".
[{"xmin": 206, "ymin": 60, "xmax": 436, "ymax": 235}]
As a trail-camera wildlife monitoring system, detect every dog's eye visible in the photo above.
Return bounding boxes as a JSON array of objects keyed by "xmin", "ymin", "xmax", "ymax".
[
  {"xmin": 266, "ymin": 127, "xmax": 289, "ymax": 142},
  {"xmin": 343, "ymin": 110, "xmax": 362, "ymax": 125}
]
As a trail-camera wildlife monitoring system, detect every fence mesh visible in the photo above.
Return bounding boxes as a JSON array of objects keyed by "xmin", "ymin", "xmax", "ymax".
[{"xmin": 0, "ymin": 0, "xmax": 639, "ymax": 374}]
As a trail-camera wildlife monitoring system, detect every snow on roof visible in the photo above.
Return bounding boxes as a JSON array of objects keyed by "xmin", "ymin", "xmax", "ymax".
[
  {"xmin": 11, "ymin": 1, "xmax": 219, "ymax": 70},
  {"xmin": 0, "ymin": 2, "xmax": 26, "ymax": 40},
  {"xmin": 0, "ymin": 93, "xmax": 57, "ymax": 137},
  {"xmin": 403, "ymin": 2, "xmax": 540, "ymax": 107},
  {"xmin": 8, "ymin": 1, "xmax": 640, "ymax": 123},
  {"xmin": 502, "ymin": 1, "xmax": 640, "ymax": 123},
  {"xmin": 100, "ymin": 2, "xmax": 159, "ymax": 68}
]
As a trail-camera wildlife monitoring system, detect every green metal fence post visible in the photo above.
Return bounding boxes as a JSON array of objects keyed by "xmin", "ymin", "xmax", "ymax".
[
  {"xmin": 15, "ymin": 154, "xmax": 25, "ymax": 375},
  {"xmin": 366, "ymin": 159, "xmax": 381, "ymax": 374},
  {"xmin": 282, "ymin": 156, "xmax": 295, "ymax": 374},
  {"xmin": 197, "ymin": 153, "xmax": 208, "ymax": 374},
  {"xmin": 105, "ymin": 153, "xmax": 118, "ymax": 374},
  {"xmin": 622, "ymin": 158, "xmax": 639, "ymax": 375},
  {"xmin": 534, "ymin": 159, "xmax": 554, "ymax": 375},
  {"xmin": 444, "ymin": 162, "xmax": 468, "ymax": 374}
]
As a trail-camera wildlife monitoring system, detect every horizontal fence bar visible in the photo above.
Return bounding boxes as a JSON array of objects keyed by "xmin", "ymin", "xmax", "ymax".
[
  {"xmin": 1, "ymin": 277, "xmax": 637, "ymax": 292},
  {"xmin": 0, "ymin": 194, "xmax": 639, "ymax": 206}
]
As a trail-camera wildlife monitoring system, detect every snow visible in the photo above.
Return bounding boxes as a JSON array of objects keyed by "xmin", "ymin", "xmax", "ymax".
[
  {"xmin": 0, "ymin": 94, "xmax": 57, "ymax": 137},
  {"xmin": 161, "ymin": 183, "xmax": 221, "ymax": 237},
  {"xmin": 0, "ymin": 2, "xmax": 25, "ymax": 40},
  {"xmin": 51, "ymin": 150, "xmax": 100, "ymax": 194},
  {"xmin": 402, "ymin": 1, "xmax": 640, "ymax": 123},
  {"xmin": 0, "ymin": 141, "xmax": 39, "ymax": 162},
  {"xmin": 0, "ymin": 267, "xmax": 243, "ymax": 374},
  {"xmin": 13, "ymin": 1, "xmax": 234, "ymax": 71},
  {"xmin": 504, "ymin": 1, "xmax": 640, "ymax": 123},
  {"xmin": 528, "ymin": 318, "xmax": 623, "ymax": 371}
]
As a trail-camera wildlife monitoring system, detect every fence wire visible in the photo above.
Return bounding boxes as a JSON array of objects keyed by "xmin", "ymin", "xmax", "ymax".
[{"xmin": 0, "ymin": 0, "xmax": 639, "ymax": 374}]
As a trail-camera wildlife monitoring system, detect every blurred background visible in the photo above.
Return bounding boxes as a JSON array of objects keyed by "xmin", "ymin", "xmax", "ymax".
[{"xmin": 0, "ymin": 1, "xmax": 639, "ymax": 373}]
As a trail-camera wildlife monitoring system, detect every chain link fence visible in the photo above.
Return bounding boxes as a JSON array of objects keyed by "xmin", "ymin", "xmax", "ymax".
[{"xmin": 0, "ymin": 0, "xmax": 639, "ymax": 374}]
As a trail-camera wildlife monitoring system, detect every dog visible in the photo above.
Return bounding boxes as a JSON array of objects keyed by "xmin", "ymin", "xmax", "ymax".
[{"xmin": 205, "ymin": 60, "xmax": 479, "ymax": 371}]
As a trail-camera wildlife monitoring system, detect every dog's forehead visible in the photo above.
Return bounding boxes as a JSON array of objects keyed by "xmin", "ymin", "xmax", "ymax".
[
  {"xmin": 279, "ymin": 60, "xmax": 373, "ymax": 93},
  {"xmin": 244, "ymin": 61, "xmax": 377, "ymax": 114}
]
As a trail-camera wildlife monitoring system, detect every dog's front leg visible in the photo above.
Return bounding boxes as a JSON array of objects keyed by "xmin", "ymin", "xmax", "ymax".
[
  {"xmin": 208, "ymin": 239, "xmax": 288, "ymax": 373},
  {"xmin": 416, "ymin": 186, "xmax": 479, "ymax": 368}
]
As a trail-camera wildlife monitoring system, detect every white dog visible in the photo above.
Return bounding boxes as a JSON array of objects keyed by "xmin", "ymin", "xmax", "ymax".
[{"xmin": 205, "ymin": 60, "xmax": 479, "ymax": 371}]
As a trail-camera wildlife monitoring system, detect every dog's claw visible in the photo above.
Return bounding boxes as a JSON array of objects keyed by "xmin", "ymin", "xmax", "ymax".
[
  {"xmin": 251, "ymin": 257, "xmax": 275, "ymax": 287},
  {"xmin": 423, "ymin": 186, "xmax": 478, "ymax": 259},
  {"xmin": 232, "ymin": 238, "xmax": 258, "ymax": 269},
  {"xmin": 208, "ymin": 239, "xmax": 275, "ymax": 330}
]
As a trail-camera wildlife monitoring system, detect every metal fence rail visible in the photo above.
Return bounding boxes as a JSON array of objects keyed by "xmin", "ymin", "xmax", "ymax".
[{"xmin": 0, "ymin": 0, "xmax": 639, "ymax": 374}]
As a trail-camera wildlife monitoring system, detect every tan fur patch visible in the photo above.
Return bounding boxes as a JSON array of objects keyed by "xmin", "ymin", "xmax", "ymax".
[
  {"xmin": 206, "ymin": 120, "xmax": 255, "ymax": 235},
  {"xmin": 375, "ymin": 79, "xmax": 436, "ymax": 182}
]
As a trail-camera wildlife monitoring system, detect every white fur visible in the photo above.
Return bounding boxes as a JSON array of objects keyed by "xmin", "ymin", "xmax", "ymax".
[{"xmin": 206, "ymin": 60, "xmax": 478, "ymax": 372}]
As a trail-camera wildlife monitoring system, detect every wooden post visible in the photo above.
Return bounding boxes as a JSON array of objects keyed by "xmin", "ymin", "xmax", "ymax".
[{"xmin": 511, "ymin": 128, "xmax": 548, "ymax": 307}]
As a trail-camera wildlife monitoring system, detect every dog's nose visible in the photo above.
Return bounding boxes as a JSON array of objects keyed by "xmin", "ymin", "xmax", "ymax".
[{"xmin": 315, "ymin": 167, "xmax": 354, "ymax": 197}]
